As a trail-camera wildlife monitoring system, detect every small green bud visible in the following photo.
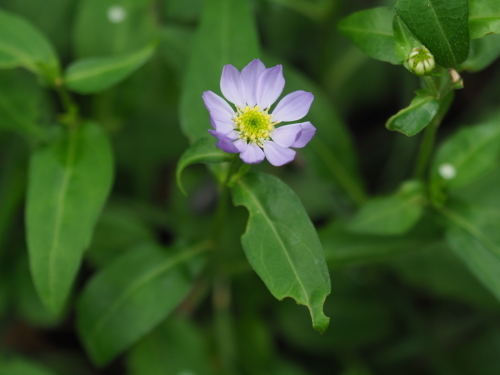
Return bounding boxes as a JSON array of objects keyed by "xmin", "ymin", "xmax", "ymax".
[{"xmin": 407, "ymin": 46, "xmax": 435, "ymax": 76}]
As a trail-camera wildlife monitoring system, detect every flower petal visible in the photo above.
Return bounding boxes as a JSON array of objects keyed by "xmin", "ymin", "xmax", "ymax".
[
  {"xmin": 263, "ymin": 141, "xmax": 296, "ymax": 166},
  {"xmin": 271, "ymin": 124, "xmax": 302, "ymax": 148},
  {"xmin": 220, "ymin": 65, "xmax": 246, "ymax": 108},
  {"xmin": 208, "ymin": 129, "xmax": 239, "ymax": 153},
  {"xmin": 211, "ymin": 115, "xmax": 235, "ymax": 134},
  {"xmin": 256, "ymin": 65, "xmax": 285, "ymax": 109},
  {"xmin": 233, "ymin": 139, "xmax": 248, "ymax": 152},
  {"xmin": 292, "ymin": 122, "xmax": 316, "ymax": 148},
  {"xmin": 240, "ymin": 143, "xmax": 265, "ymax": 164},
  {"xmin": 272, "ymin": 90, "xmax": 314, "ymax": 122},
  {"xmin": 241, "ymin": 59, "xmax": 266, "ymax": 107},
  {"xmin": 202, "ymin": 91, "xmax": 234, "ymax": 122}
]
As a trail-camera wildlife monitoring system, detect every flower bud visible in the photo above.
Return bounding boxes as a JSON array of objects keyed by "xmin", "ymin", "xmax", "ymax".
[{"xmin": 407, "ymin": 46, "xmax": 435, "ymax": 77}]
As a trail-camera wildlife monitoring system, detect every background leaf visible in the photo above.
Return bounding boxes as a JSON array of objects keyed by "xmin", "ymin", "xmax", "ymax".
[
  {"xmin": 0, "ymin": 70, "xmax": 47, "ymax": 140},
  {"xmin": 0, "ymin": 8, "xmax": 59, "ymax": 80},
  {"xmin": 72, "ymin": 0, "xmax": 157, "ymax": 58},
  {"xmin": 386, "ymin": 89, "xmax": 439, "ymax": 136},
  {"xmin": 431, "ymin": 116, "xmax": 500, "ymax": 190},
  {"xmin": 64, "ymin": 42, "xmax": 156, "ymax": 94},
  {"xmin": 460, "ymin": 34, "xmax": 500, "ymax": 72},
  {"xmin": 347, "ymin": 180, "xmax": 425, "ymax": 235},
  {"xmin": 26, "ymin": 122, "xmax": 113, "ymax": 314},
  {"xmin": 443, "ymin": 204, "xmax": 500, "ymax": 302},
  {"xmin": 469, "ymin": 0, "xmax": 500, "ymax": 39},
  {"xmin": 395, "ymin": 0, "xmax": 470, "ymax": 67},
  {"xmin": 176, "ymin": 137, "xmax": 232, "ymax": 195},
  {"xmin": 127, "ymin": 316, "xmax": 212, "ymax": 375},
  {"xmin": 232, "ymin": 173, "xmax": 331, "ymax": 333},
  {"xmin": 77, "ymin": 242, "xmax": 208, "ymax": 366},
  {"xmin": 0, "ymin": 357, "xmax": 58, "ymax": 375},
  {"xmin": 338, "ymin": 7, "xmax": 399, "ymax": 65},
  {"xmin": 180, "ymin": 0, "xmax": 259, "ymax": 142}
]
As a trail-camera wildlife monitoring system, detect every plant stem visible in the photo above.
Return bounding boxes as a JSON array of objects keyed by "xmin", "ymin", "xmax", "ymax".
[
  {"xmin": 54, "ymin": 81, "xmax": 79, "ymax": 126},
  {"xmin": 413, "ymin": 92, "xmax": 454, "ymax": 180},
  {"xmin": 211, "ymin": 156, "xmax": 242, "ymax": 375}
]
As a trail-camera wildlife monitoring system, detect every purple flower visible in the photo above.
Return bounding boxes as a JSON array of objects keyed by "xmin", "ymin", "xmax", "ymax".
[{"xmin": 202, "ymin": 59, "xmax": 316, "ymax": 166}]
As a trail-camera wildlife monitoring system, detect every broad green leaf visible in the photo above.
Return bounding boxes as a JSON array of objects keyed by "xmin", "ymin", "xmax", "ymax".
[
  {"xmin": 392, "ymin": 242, "xmax": 499, "ymax": 308},
  {"xmin": 127, "ymin": 317, "xmax": 212, "ymax": 375},
  {"xmin": 176, "ymin": 137, "xmax": 232, "ymax": 195},
  {"xmin": 469, "ymin": 0, "xmax": 500, "ymax": 39},
  {"xmin": 386, "ymin": 89, "xmax": 439, "ymax": 136},
  {"xmin": 26, "ymin": 122, "xmax": 114, "ymax": 314},
  {"xmin": 14, "ymin": 255, "xmax": 63, "ymax": 327},
  {"xmin": 431, "ymin": 117, "xmax": 500, "ymax": 190},
  {"xmin": 232, "ymin": 173, "xmax": 331, "ymax": 333},
  {"xmin": 453, "ymin": 163, "xmax": 500, "ymax": 210},
  {"xmin": 460, "ymin": 34, "xmax": 500, "ymax": 72},
  {"xmin": 160, "ymin": 25, "xmax": 193, "ymax": 75},
  {"xmin": 443, "ymin": 204, "xmax": 500, "ymax": 302},
  {"xmin": 0, "ymin": 70, "xmax": 47, "ymax": 140},
  {"xmin": 347, "ymin": 180, "xmax": 426, "ymax": 235},
  {"xmin": 64, "ymin": 42, "xmax": 157, "ymax": 94},
  {"xmin": 180, "ymin": 0, "xmax": 259, "ymax": 142},
  {"xmin": 395, "ymin": 0, "xmax": 470, "ymax": 67},
  {"xmin": 0, "ymin": 358, "xmax": 58, "ymax": 375},
  {"xmin": 321, "ymin": 219, "xmax": 439, "ymax": 268},
  {"xmin": 338, "ymin": 7, "xmax": 399, "ymax": 65},
  {"xmin": 73, "ymin": 0, "xmax": 157, "ymax": 58},
  {"xmin": 0, "ymin": 9, "xmax": 59, "ymax": 81},
  {"xmin": 77, "ymin": 242, "xmax": 208, "ymax": 366},
  {"xmin": 163, "ymin": 0, "xmax": 203, "ymax": 23},
  {"xmin": 393, "ymin": 15, "xmax": 422, "ymax": 65}
]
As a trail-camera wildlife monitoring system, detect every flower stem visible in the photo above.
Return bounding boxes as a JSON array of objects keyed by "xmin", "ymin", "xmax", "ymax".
[
  {"xmin": 413, "ymin": 92, "xmax": 454, "ymax": 180},
  {"xmin": 212, "ymin": 156, "xmax": 242, "ymax": 375},
  {"xmin": 54, "ymin": 80, "xmax": 79, "ymax": 127}
]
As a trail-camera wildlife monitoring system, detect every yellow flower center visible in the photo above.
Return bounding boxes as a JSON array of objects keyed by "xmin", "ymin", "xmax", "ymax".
[{"xmin": 234, "ymin": 106, "xmax": 277, "ymax": 147}]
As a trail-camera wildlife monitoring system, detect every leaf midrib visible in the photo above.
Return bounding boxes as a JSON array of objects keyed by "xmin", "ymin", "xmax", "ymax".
[{"xmin": 237, "ymin": 179, "xmax": 309, "ymax": 304}]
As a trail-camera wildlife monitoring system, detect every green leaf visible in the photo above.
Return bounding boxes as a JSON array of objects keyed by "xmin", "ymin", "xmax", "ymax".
[
  {"xmin": 393, "ymin": 15, "xmax": 422, "ymax": 65},
  {"xmin": 180, "ymin": 0, "xmax": 259, "ymax": 142},
  {"xmin": 347, "ymin": 180, "xmax": 426, "ymax": 235},
  {"xmin": 442, "ymin": 204, "xmax": 500, "ymax": 302},
  {"xmin": 321, "ymin": 218, "xmax": 439, "ymax": 268},
  {"xmin": 0, "ymin": 9, "xmax": 59, "ymax": 81},
  {"xmin": 386, "ymin": 89, "xmax": 439, "ymax": 136},
  {"xmin": 14, "ymin": 255, "xmax": 63, "ymax": 328},
  {"xmin": 26, "ymin": 122, "xmax": 114, "ymax": 314},
  {"xmin": 395, "ymin": 0, "xmax": 470, "ymax": 67},
  {"xmin": 73, "ymin": 0, "xmax": 157, "ymax": 58},
  {"xmin": 431, "ymin": 117, "xmax": 500, "ymax": 190},
  {"xmin": 77, "ymin": 242, "xmax": 208, "ymax": 366},
  {"xmin": 127, "ymin": 317, "xmax": 212, "ymax": 375},
  {"xmin": 64, "ymin": 42, "xmax": 157, "ymax": 94},
  {"xmin": 176, "ymin": 137, "xmax": 232, "ymax": 195},
  {"xmin": 231, "ymin": 173, "xmax": 331, "ymax": 333},
  {"xmin": 460, "ymin": 34, "xmax": 500, "ymax": 72},
  {"xmin": 469, "ymin": 0, "xmax": 500, "ymax": 39},
  {"xmin": 338, "ymin": 7, "xmax": 399, "ymax": 65},
  {"xmin": 0, "ymin": 70, "xmax": 47, "ymax": 140},
  {"xmin": 0, "ymin": 357, "xmax": 58, "ymax": 375}
]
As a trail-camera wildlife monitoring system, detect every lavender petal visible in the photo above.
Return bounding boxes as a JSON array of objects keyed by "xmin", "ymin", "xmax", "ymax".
[
  {"xmin": 220, "ymin": 65, "xmax": 246, "ymax": 108},
  {"xmin": 202, "ymin": 91, "xmax": 234, "ymax": 123},
  {"xmin": 256, "ymin": 65, "xmax": 285, "ymax": 109},
  {"xmin": 291, "ymin": 122, "xmax": 316, "ymax": 148},
  {"xmin": 240, "ymin": 143, "xmax": 265, "ymax": 164},
  {"xmin": 272, "ymin": 90, "xmax": 314, "ymax": 122},
  {"xmin": 208, "ymin": 129, "xmax": 239, "ymax": 153},
  {"xmin": 241, "ymin": 59, "xmax": 266, "ymax": 107},
  {"xmin": 263, "ymin": 141, "xmax": 296, "ymax": 166},
  {"xmin": 271, "ymin": 124, "xmax": 302, "ymax": 148}
]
